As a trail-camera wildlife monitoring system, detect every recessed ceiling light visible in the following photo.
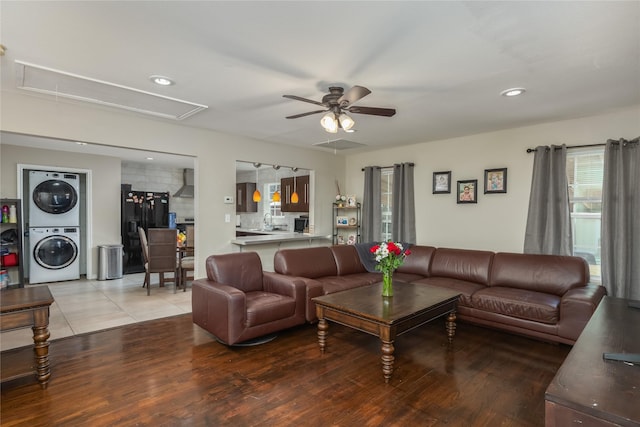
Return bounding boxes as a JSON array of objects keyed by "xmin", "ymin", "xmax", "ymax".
[
  {"xmin": 146, "ymin": 157, "xmax": 154, "ymax": 160},
  {"xmin": 149, "ymin": 75, "xmax": 174, "ymax": 86},
  {"xmin": 500, "ymin": 87, "xmax": 526, "ymax": 97},
  {"xmin": 75, "ymin": 141, "xmax": 87, "ymax": 146}
]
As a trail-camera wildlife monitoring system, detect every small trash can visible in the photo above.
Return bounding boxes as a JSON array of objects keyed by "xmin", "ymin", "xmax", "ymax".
[{"xmin": 98, "ymin": 244, "xmax": 124, "ymax": 280}]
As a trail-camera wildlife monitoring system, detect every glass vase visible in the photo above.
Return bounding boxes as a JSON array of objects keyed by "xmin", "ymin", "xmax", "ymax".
[{"xmin": 382, "ymin": 269, "xmax": 393, "ymax": 297}]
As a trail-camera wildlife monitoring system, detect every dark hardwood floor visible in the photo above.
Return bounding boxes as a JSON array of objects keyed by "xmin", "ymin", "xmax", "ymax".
[{"xmin": 1, "ymin": 314, "xmax": 570, "ymax": 426}]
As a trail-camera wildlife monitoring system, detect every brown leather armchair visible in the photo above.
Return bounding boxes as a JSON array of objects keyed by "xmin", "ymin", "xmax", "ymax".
[{"xmin": 192, "ymin": 252, "xmax": 306, "ymax": 345}]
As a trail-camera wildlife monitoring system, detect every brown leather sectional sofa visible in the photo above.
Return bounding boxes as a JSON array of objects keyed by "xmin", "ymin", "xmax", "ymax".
[{"xmin": 273, "ymin": 244, "xmax": 607, "ymax": 344}]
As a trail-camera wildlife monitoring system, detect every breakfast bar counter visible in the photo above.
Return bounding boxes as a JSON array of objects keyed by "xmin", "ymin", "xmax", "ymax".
[
  {"xmin": 231, "ymin": 233, "xmax": 330, "ymax": 246},
  {"xmin": 231, "ymin": 232, "xmax": 331, "ymax": 272}
]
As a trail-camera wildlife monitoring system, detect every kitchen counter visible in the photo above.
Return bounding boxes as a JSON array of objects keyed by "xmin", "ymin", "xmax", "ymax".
[
  {"xmin": 231, "ymin": 231, "xmax": 331, "ymax": 271},
  {"xmin": 231, "ymin": 232, "xmax": 331, "ymax": 246}
]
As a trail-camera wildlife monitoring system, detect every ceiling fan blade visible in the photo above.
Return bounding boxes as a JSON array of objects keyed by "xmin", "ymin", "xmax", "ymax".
[
  {"xmin": 283, "ymin": 94, "xmax": 325, "ymax": 107},
  {"xmin": 286, "ymin": 110, "xmax": 327, "ymax": 119},
  {"xmin": 347, "ymin": 106, "xmax": 396, "ymax": 117},
  {"xmin": 338, "ymin": 85, "xmax": 371, "ymax": 107}
]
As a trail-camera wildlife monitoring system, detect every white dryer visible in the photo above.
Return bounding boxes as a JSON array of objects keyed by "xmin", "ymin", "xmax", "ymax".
[
  {"xmin": 29, "ymin": 227, "xmax": 80, "ymax": 284},
  {"xmin": 29, "ymin": 170, "xmax": 80, "ymax": 227}
]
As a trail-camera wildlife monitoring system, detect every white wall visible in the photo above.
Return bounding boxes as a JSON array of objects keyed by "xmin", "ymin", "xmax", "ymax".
[
  {"xmin": 0, "ymin": 91, "xmax": 346, "ymax": 278},
  {"xmin": 345, "ymin": 105, "xmax": 640, "ymax": 253},
  {"xmin": 0, "ymin": 144, "xmax": 122, "ymax": 276}
]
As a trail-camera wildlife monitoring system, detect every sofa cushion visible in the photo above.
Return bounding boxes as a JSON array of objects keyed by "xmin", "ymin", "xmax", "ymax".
[
  {"xmin": 429, "ymin": 248, "xmax": 494, "ymax": 285},
  {"xmin": 330, "ymin": 245, "xmax": 367, "ymax": 276},
  {"xmin": 490, "ymin": 252, "xmax": 589, "ymax": 296},
  {"xmin": 274, "ymin": 247, "xmax": 337, "ymax": 278},
  {"xmin": 245, "ymin": 291, "xmax": 296, "ymax": 326},
  {"xmin": 412, "ymin": 277, "xmax": 485, "ymax": 307},
  {"xmin": 396, "ymin": 245, "xmax": 435, "ymax": 277},
  {"xmin": 319, "ymin": 274, "xmax": 379, "ymax": 295},
  {"xmin": 394, "ymin": 272, "xmax": 426, "ymax": 283},
  {"xmin": 471, "ymin": 287, "xmax": 560, "ymax": 324}
]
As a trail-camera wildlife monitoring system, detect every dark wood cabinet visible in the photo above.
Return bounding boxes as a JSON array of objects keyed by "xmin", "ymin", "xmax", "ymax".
[
  {"xmin": 236, "ymin": 183, "xmax": 258, "ymax": 213},
  {"xmin": 281, "ymin": 175, "xmax": 310, "ymax": 212}
]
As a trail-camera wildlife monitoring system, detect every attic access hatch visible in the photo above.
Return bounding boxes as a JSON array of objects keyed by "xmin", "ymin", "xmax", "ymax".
[
  {"xmin": 15, "ymin": 60, "xmax": 208, "ymax": 120},
  {"xmin": 313, "ymin": 139, "xmax": 367, "ymax": 150}
]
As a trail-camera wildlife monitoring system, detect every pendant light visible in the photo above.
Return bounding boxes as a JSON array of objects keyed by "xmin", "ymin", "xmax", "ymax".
[
  {"xmin": 272, "ymin": 165, "xmax": 281, "ymax": 202},
  {"xmin": 252, "ymin": 163, "xmax": 261, "ymax": 202},
  {"xmin": 291, "ymin": 167, "xmax": 299, "ymax": 204}
]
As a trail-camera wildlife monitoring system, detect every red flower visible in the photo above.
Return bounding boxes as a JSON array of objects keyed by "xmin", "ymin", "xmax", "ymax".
[
  {"xmin": 387, "ymin": 242, "xmax": 399, "ymax": 254},
  {"xmin": 370, "ymin": 245, "xmax": 380, "ymax": 253},
  {"xmin": 405, "ymin": 249, "xmax": 412, "ymax": 256}
]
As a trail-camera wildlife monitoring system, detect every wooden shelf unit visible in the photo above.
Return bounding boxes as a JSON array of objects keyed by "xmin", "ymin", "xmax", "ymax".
[
  {"xmin": 332, "ymin": 202, "xmax": 361, "ymax": 245},
  {"xmin": 1, "ymin": 199, "xmax": 24, "ymax": 288}
]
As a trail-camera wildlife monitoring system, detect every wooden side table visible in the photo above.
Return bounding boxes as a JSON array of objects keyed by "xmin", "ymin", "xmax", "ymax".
[
  {"xmin": 1, "ymin": 286, "xmax": 54, "ymax": 389},
  {"xmin": 545, "ymin": 296, "xmax": 640, "ymax": 426}
]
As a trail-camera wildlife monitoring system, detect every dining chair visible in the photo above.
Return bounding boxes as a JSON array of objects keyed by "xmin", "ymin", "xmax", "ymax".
[
  {"xmin": 141, "ymin": 227, "xmax": 178, "ymax": 295},
  {"xmin": 177, "ymin": 225, "xmax": 195, "ymax": 292}
]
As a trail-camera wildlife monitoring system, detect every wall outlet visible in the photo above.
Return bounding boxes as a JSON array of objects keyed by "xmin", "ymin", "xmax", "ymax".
[
  {"xmin": 224, "ymin": 214, "xmax": 231, "ymax": 223},
  {"xmin": 224, "ymin": 196, "xmax": 233, "ymax": 204}
]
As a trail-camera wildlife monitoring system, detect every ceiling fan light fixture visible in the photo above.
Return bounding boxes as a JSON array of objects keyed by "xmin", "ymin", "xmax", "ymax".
[
  {"xmin": 320, "ymin": 112, "xmax": 338, "ymax": 133},
  {"xmin": 338, "ymin": 113, "xmax": 355, "ymax": 130}
]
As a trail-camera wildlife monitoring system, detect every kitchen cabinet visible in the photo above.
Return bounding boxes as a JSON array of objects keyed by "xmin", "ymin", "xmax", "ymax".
[
  {"xmin": 236, "ymin": 182, "xmax": 258, "ymax": 213},
  {"xmin": 281, "ymin": 175, "xmax": 310, "ymax": 212},
  {"xmin": 1, "ymin": 199, "xmax": 24, "ymax": 288}
]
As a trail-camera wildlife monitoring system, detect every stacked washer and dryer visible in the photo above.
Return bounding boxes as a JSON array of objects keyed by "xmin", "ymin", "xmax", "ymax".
[{"xmin": 28, "ymin": 171, "xmax": 81, "ymax": 284}]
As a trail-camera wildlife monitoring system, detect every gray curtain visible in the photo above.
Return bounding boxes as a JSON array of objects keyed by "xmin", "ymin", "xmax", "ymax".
[
  {"xmin": 524, "ymin": 145, "xmax": 572, "ymax": 255},
  {"xmin": 601, "ymin": 137, "xmax": 640, "ymax": 299},
  {"xmin": 392, "ymin": 163, "xmax": 416, "ymax": 244},
  {"xmin": 361, "ymin": 166, "xmax": 381, "ymax": 243}
]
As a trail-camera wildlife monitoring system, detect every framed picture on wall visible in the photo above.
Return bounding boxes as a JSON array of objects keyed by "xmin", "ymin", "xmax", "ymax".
[
  {"xmin": 484, "ymin": 168, "xmax": 507, "ymax": 194},
  {"xmin": 433, "ymin": 171, "xmax": 451, "ymax": 194},
  {"xmin": 457, "ymin": 179, "xmax": 477, "ymax": 204}
]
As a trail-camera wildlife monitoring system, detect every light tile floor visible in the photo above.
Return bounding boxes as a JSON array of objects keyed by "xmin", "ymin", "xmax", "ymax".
[{"xmin": 1, "ymin": 273, "xmax": 192, "ymax": 351}]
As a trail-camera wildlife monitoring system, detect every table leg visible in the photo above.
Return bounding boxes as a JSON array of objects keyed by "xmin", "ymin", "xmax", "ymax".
[
  {"xmin": 446, "ymin": 311, "xmax": 457, "ymax": 344},
  {"xmin": 317, "ymin": 318, "xmax": 328, "ymax": 354},
  {"xmin": 381, "ymin": 340, "xmax": 395, "ymax": 384},
  {"xmin": 32, "ymin": 308, "xmax": 51, "ymax": 389}
]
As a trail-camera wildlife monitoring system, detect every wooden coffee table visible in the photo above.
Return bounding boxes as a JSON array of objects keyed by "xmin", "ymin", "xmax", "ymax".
[{"xmin": 313, "ymin": 282, "xmax": 460, "ymax": 383}]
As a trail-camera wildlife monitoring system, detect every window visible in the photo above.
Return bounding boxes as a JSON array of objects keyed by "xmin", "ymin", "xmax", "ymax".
[
  {"xmin": 566, "ymin": 147, "xmax": 604, "ymax": 282},
  {"xmin": 380, "ymin": 168, "xmax": 393, "ymax": 241},
  {"xmin": 263, "ymin": 182, "xmax": 281, "ymax": 217}
]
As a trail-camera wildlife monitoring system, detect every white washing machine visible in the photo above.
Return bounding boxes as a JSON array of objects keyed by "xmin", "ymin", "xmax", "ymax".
[
  {"xmin": 29, "ymin": 227, "xmax": 80, "ymax": 284},
  {"xmin": 29, "ymin": 170, "xmax": 80, "ymax": 227}
]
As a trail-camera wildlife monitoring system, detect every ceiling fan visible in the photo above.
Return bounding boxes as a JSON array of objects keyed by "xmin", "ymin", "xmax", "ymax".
[{"xmin": 283, "ymin": 85, "xmax": 396, "ymax": 133}]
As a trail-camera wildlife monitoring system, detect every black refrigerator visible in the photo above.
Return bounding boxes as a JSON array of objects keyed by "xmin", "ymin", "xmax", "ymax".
[{"xmin": 121, "ymin": 189, "xmax": 170, "ymax": 274}]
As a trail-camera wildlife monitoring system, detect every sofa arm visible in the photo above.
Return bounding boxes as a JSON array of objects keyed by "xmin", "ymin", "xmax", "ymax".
[
  {"xmin": 192, "ymin": 279, "xmax": 246, "ymax": 343},
  {"xmin": 263, "ymin": 271, "xmax": 306, "ymax": 299},
  {"xmin": 558, "ymin": 283, "xmax": 607, "ymax": 342}
]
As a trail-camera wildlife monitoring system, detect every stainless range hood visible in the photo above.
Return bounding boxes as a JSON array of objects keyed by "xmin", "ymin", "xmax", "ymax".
[{"xmin": 173, "ymin": 168, "xmax": 194, "ymax": 198}]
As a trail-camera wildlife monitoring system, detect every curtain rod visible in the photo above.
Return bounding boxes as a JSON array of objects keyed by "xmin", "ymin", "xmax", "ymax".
[
  {"xmin": 526, "ymin": 139, "xmax": 638, "ymax": 153},
  {"xmin": 361, "ymin": 162, "xmax": 415, "ymax": 171}
]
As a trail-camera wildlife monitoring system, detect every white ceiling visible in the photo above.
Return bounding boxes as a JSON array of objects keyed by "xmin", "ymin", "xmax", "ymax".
[{"xmin": 1, "ymin": 1, "xmax": 639, "ymax": 154}]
